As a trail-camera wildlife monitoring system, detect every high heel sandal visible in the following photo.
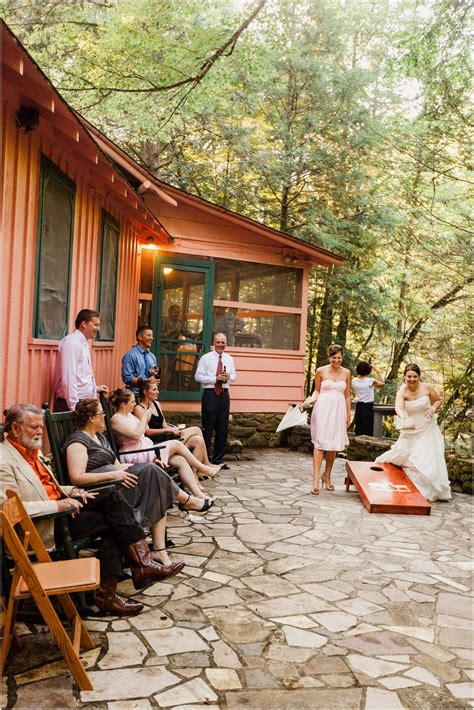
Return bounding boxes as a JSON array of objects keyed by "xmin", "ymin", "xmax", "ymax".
[
  {"xmin": 321, "ymin": 476, "xmax": 335, "ymax": 491},
  {"xmin": 203, "ymin": 464, "xmax": 223, "ymax": 479},
  {"xmin": 178, "ymin": 493, "xmax": 214, "ymax": 512},
  {"xmin": 311, "ymin": 479, "xmax": 320, "ymax": 495}
]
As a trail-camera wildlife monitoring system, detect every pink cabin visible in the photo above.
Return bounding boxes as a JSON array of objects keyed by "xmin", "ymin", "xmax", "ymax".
[{"xmin": 1, "ymin": 22, "xmax": 342, "ymax": 419}]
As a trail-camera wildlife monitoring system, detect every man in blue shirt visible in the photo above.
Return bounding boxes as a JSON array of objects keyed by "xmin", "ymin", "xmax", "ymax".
[{"xmin": 121, "ymin": 326, "xmax": 159, "ymax": 393}]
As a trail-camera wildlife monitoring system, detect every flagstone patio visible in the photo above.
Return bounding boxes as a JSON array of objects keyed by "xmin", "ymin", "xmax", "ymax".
[{"xmin": 3, "ymin": 449, "xmax": 473, "ymax": 709}]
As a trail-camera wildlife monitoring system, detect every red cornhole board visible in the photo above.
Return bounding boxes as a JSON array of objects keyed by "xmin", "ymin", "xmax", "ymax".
[{"xmin": 345, "ymin": 461, "xmax": 431, "ymax": 515}]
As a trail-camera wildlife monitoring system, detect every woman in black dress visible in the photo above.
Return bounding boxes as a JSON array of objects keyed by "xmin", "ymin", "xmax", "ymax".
[{"xmin": 64, "ymin": 399, "xmax": 215, "ymax": 568}]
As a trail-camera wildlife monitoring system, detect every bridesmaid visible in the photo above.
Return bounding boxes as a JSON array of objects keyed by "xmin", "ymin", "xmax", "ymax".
[{"xmin": 300, "ymin": 344, "xmax": 351, "ymax": 494}]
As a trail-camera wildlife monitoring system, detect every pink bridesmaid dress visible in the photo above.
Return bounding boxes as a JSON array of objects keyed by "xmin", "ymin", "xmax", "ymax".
[{"xmin": 310, "ymin": 380, "xmax": 349, "ymax": 451}]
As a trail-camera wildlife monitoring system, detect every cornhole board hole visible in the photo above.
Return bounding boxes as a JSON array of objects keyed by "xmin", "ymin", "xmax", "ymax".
[{"xmin": 345, "ymin": 461, "xmax": 431, "ymax": 515}]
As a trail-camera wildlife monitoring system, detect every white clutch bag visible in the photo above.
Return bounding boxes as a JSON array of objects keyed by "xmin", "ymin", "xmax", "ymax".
[
  {"xmin": 394, "ymin": 416, "xmax": 416, "ymax": 430},
  {"xmin": 276, "ymin": 405, "xmax": 308, "ymax": 432}
]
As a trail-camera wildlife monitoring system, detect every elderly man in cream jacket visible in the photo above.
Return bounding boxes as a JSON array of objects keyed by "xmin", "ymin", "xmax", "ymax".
[
  {"xmin": 0, "ymin": 404, "xmax": 78, "ymax": 549},
  {"xmin": 0, "ymin": 403, "xmax": 182, "ymax": 617}
]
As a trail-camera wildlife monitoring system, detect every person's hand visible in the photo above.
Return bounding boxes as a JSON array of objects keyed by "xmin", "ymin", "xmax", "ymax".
[
  {"xmin": 113, "ymin": 470, "xmax": 139, "ymax": 489},
  {"xmin": 57, "ymin": 497, "xmax": 82, "ymax": 516},
  {"xmin": 298, "ymin": 403, "xmax": 305, "ymax": 412},
  {"xmin": 97, "ymin": 385, "xmax": 109, "ymax": 393},
  {"xmin": 425, "ymin": 406, "xmax": 436, "ymax": 420},
  {"xmin": 71, "ymin": 488, "xmax": 99, "ymax": 504},
  {"xmin": 216, "ymin": 373, "xmax": 227, "ymax": 382},
  {"xmin": 346, "ymin": 415, "xmax": 352, "ymax": 429},
  {"xmin": 143, "ymin": 408, "xmax": 153, "ymax": 423}
]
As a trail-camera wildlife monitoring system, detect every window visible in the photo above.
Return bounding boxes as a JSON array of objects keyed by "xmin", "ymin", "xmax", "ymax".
[
  {"xmin": 33, "ymin": 157, "xmax": 75, "ymax": 339},
  {"xmin": 97, "ymin": 211, "xmax": 119, "ymax": 341},
  {"xmin": 213, "ymin": 259, "xmax": 303, "ymax": 350},
  {"xmin": 215, "ymin": 260, "xmax": 302, "ymax": 307}
]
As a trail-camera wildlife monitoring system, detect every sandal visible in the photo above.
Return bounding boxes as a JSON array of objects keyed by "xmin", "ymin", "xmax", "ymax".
[
  {"xmin": 321, "ymin": 476, "xmax": 335, "ymax": 491},
  {"xmin": 178, "ymin": 494, "xmax": 214, "ymax": 513}
]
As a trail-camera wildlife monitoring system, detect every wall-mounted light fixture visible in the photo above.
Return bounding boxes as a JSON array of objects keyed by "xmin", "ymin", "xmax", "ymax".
[
  {"xmin": 283, "ymin": 252, "xmax": 299, "ymax": 265},
  {"xmin": 141, "ymin": 235, "xmax": 159, "ymax": 251},
  {"xmin": 16, "ymin": 105, "xmax": 40, "ymax": 133}
]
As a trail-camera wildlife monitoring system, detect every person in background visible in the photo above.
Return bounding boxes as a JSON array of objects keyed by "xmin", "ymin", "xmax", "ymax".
[
  {"xmin": 195, "ymin": 333, "xmax": 236, "ymax": 468},
  {"xmin": 121, "ymin": 326, "xmax": 159, "ymax": 394},
  {"xmin": 352, "ymin": 361, "xmax": 385, "ymax": 436},
  {"xmin": 53, "ymin": 309, "xmax": 109, "ymax": 411},
  {"xmin": 300, "ymin": 344, "xmax": 351, "ymax": 495}
]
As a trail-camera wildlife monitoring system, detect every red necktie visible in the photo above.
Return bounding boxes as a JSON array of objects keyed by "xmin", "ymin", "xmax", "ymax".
[{"xmin": 214, "ymin": 355, "xmax": 223, "ymax": 395}]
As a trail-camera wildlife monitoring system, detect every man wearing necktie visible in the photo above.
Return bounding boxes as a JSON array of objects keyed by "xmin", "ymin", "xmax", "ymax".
[
  {"xmin": 121, "ymin": 326, "xmax": 159, "ymax": 394},
  {"xmin": 195, "ymin": 333, "xmax": 237, "ymax": 468}
]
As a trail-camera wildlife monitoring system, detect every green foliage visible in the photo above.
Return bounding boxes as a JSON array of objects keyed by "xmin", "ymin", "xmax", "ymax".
[{"xmin": 2, "ymin": 0, "xmax": 471, "ymax": 432}]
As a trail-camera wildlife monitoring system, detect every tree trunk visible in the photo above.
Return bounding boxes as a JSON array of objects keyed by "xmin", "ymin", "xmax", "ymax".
[
  {"xmin": 305, "ymin": 292, "xmax": 318, "ymax": 396},
  {"xmin": 316, "ymin": 276, "xmax": 333, "ymax": 368},
  {"xmin": 280, "ymin": 184, "xmax": 290, "ymax": 232},
  {"xmin": 335, "ymin": 302, "xmax": 350, "ymax": 352},
  {"xmin": 386, "ymin": 276, "xmax": 473, "ymax": 381}
]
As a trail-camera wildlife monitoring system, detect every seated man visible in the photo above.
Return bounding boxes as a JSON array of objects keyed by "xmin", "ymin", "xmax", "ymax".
[
  {"xmin": 0, "ymin": 404, "xmax": 180, "ymax": 617},
  {"xmin": 121, "ymin": 325, "xmax": 159, "ymax": 394}
]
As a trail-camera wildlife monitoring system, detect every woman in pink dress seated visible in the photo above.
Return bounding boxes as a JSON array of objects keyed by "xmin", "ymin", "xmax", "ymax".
[
  {"xmin": 109, "ymin": 389, "xmax": 221, "ymax": 503},
  {"xmin": 300, "ymin": 344, "xmax": 351, "ymax": 494}
]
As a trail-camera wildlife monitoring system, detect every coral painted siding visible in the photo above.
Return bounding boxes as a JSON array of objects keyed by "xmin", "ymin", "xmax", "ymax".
[{"xmin": 1, "ymin": 101, "xmax": 140, "ymax": 411}]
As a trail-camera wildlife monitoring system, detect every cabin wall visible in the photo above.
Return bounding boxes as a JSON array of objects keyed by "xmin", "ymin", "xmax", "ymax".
[
  {"xmin": 1, "ymin": 101, "xmax": 140, "ymax": 411},
  {"xmin": 149, "ymin": 200, "xmax": 310, "ymax": 412}
]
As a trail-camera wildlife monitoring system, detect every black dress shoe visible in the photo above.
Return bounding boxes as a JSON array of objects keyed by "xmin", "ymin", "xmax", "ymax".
[{"xmin": 220, "ymin": 463, "xmax": 230, "ymax": 470}]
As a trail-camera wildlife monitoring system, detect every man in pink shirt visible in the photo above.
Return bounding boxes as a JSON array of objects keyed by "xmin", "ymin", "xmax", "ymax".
[{"xmin": 53, "ymin": 309, "xmax": 109, "ymax": 411}]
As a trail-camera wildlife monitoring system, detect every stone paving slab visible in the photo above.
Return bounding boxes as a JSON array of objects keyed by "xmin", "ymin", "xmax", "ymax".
[{"xmin": 3, "ymin": 450, "xmax": 473, "ymax": 709}]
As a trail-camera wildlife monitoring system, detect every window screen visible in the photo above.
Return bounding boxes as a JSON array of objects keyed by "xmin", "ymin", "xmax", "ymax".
[
  {"xmin": 97, "ymin": 211, "xmax": 119, "ymax": 341},
  {"xmin": 34, "ymin": 157, "xmax": 75, "ymax": 339}
]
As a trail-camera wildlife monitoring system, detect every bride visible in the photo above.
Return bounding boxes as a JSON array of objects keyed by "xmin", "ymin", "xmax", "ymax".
[{"xmin": 375, "ymin": 363, "xmax": 451, "ymax": 502}]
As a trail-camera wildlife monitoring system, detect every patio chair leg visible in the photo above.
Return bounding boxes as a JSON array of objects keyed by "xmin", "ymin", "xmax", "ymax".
[
  {"xmin": 55, "ymin": 592, "xmax": 95, "ymax": 650},
  {"xmin": 2, "ymin": 595, "xmax": 20, "ymax": 674}
]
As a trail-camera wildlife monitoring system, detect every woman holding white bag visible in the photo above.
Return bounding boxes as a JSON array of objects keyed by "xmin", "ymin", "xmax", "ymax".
[{"xmin": 299, "ymin": 344, "xmax": 351, "ymax": 495}]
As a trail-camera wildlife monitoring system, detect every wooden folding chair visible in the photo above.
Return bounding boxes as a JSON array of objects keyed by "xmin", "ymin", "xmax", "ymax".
[{"xmin": 1, "ymin": 490, "xmax": 100, "ymax": 691}]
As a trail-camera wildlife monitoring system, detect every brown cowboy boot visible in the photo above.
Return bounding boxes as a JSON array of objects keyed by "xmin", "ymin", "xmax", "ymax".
[
  {"xmin": 93, "ymin": 576, "xmax": 143, "ymax": 616},
  {"xmin": 126, "ymin": 539, "xmax": 185, "ymax": 590}
]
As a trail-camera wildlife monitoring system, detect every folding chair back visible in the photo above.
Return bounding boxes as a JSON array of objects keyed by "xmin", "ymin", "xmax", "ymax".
[
  {"xmin": 42, "ymin": 404, "xmax": 76, "ymax": 486},
  {"xmin": 1, "ymin": 490, "xmax": 99, "ymax": 690},
  {"xmin": 99, "ymin": 391, "xmax": 120, "ymax": 457}
]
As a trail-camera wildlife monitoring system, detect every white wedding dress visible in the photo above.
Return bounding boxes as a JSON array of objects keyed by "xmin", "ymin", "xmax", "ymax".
[{"xmin": 375, "ymin": 395, "xmax": 451, "ymax": 502}]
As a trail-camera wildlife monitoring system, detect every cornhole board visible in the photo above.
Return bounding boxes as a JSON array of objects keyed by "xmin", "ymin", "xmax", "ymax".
[{"xmin": 345, "ymin": 461, "xmax": 431, "ymax": 515}]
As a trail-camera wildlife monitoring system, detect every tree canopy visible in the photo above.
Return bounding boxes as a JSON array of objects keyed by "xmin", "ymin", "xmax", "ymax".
[{"xmin": 2, "ymin": 0, "xmax": 472, "ymax": 444}]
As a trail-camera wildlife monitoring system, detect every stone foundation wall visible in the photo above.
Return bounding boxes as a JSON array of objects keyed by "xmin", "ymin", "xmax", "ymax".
[
  {"xmin": 283, "ymin": 425, "xmax": 473, "ymax": 495},
  {"xmin": 165, "ymin": 410, "xmax": 285, "ymax": 457}
]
